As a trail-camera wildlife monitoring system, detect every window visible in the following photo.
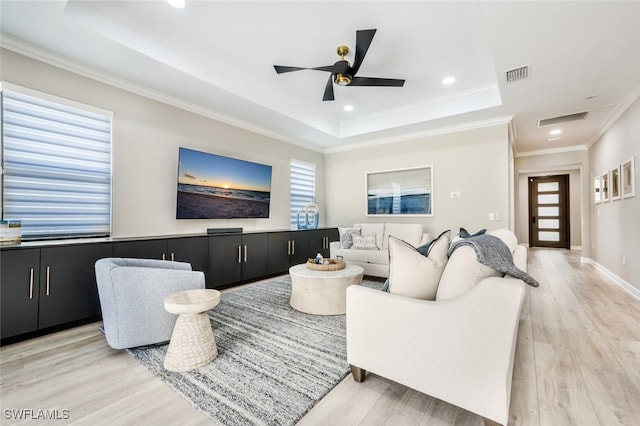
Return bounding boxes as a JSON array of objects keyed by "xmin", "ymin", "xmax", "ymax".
[
  {"xmin": 1, "ymin": 83, "xmax": 112, "ymax": 240},
  {"xmin": 290, "ymin": 159, "xmax": 316, "ymax": 229}
]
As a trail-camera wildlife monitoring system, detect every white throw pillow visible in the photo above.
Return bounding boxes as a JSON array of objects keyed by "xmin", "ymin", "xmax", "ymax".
[
  {"xmin": 351, "ymin": 233, "xmax": 378, "ymax": 250},
  {"xmin": 388, "ymin": 231, "xmax": 451, "ymax": 300},
  {"xmin": 354, "ymin": 223, "xmax": 385, "ymax": 251},
  {"xmin": 435, "ymin": 245, "xmax": 502, "ymax": 301}
]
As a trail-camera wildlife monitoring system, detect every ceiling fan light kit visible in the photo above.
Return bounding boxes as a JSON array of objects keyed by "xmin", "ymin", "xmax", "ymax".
[{"xmin": 273, "ymin": 29, "xmax": 405, "ymax": 101}]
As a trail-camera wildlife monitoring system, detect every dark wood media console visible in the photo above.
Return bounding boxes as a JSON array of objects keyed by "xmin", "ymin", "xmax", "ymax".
[{"xmin": 0, "ymin": 228, "xmax": 338, "ymax": 344}]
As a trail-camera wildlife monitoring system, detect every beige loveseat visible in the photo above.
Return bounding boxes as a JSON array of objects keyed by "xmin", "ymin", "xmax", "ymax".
[
  {"xmin": 329, "ymin": 222, "xmax": 430, "ymax": 277},
  {"xmin": 346, "ymin": 229, "xmax": 529, "ymax": 425}
]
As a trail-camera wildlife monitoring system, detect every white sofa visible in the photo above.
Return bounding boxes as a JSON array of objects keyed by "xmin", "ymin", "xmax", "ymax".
[
  {"xmin": 329, "ymin": 222, "xmax": 430, "ymax": 277},
  {"xmin": 346, "ymin": 230, "xmax": 528, "ymax": 425}
]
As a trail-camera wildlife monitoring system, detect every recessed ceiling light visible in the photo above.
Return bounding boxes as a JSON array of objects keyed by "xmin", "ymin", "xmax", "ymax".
[
  {"xmin": 167, "ymin": 0, "xmax": 185, "ymax": 8},
  {"xmin": 442, "ymin": 76, "xmax": 455, "ymax": 85},
  {"xmin": 343, "ymin": 105, "xmax": 353, "ymax": 111},
  {"xmin": 549, "ymin": 129, "xmax": 562, "ymax": 136}
]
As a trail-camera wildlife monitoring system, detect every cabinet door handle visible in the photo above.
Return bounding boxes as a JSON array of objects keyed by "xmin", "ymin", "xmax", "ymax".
[
  {"xmin": 237, "ymin": 245, "xmax": 242, "ymax": 263},
  {"xmin": 287, "ymin": 240, "xmax": 291, "ymax": 255},
  {"xmin": 46, "ymin": 266, "xmax": 51, "ymax": 296},
  {"xmin": 170, "ymin": 252, "xmax": 175, "ymax": 261},
  {"xmin": 29, "ymin": 267, "xmax": 34, "ymax": 299},
  {"xmin": 292, "ymin": 240, "xmax": 295, "ymax": 254},
  {"xmin": 162, "ymin": 253, "xmax": 166, "ymax": 261},
  {"xmin": 244, "ymin": 245, "xmax": 247, "ymax": 263}
]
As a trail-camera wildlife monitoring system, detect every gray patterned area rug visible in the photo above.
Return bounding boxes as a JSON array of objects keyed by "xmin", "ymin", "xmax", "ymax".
[{"xmin": 127, "ymin": 276, "xmax": 382, "ymax": 425}]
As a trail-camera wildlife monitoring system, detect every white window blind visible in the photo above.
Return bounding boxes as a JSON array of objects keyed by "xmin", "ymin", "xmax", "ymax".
[
  {"xmin": 1, "ymin": 85, "xmax": 112, "ymax": 240},
  {"xmin": 290, "ymin": 159, "xmax": 316, "ymax": 229}
]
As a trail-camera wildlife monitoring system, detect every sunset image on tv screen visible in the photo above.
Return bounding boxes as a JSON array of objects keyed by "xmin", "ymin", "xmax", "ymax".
[{"xmin": 176, "ymin": 147, "xmax": 272, "ymax": 219}]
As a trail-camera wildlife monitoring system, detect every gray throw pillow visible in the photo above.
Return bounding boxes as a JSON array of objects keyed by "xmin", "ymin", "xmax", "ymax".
[{"xmin": 338, "ymin": 227, "xmax": 361, "ymax": 249}]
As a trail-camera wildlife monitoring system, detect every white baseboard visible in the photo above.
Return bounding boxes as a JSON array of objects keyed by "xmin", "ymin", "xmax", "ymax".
[{"xmin": 590, "ymin": 260, "xmax": 640, "ymax": 301}]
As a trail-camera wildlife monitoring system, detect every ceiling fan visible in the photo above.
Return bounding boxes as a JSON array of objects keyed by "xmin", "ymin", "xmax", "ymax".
[{"xmin": 273, "ymin": 29, "xmax": 405, "ymax": 101}]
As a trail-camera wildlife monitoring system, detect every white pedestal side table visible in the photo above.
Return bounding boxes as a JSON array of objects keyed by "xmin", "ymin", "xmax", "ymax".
[
  {"xmin": 163, "ymin": 288, "xmax": 221, "ymax": 372},
  {"xmin": 289, "ymin": 263, "xmax": 364, "ymax": 315}
]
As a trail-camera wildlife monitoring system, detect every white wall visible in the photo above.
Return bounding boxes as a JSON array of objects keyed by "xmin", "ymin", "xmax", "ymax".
[
  {"xmin": 514, "ymin": 151, "xmax": 588, "ymax": 252},
  {"xmin": 0, "ymin": 49, "xmax": 325, "ymax": 237},
  {"xmin": 589, "ymin": 97, "xmax": 640, "ymax": 291},
  {"xmin": 324, "ymin": 124, "xmax": 512, "ymax": 238}
]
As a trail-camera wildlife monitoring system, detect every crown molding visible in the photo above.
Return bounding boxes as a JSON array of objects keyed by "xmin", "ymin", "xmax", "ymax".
[
  {"xmin": 586, "ymin": 81, "xmax": 640, "ymax": 148},
  {"xmin": 514, "ymin": 144, "xmax": 588, "ymax": 158},
  {"xmin": 324, "ymin": 115, "xmax": 514, "ymax": 154}
]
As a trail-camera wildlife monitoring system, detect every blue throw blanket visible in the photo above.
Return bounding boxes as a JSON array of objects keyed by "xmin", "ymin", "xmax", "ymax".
[{"xmin": 449, "ymin": 234, "xmax": 539, "ymax": 287}]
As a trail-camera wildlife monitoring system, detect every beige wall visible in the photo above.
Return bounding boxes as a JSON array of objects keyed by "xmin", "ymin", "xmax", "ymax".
[
  {"xmin": 324, "ymin": 124, "xmax": 512, "ymax": 238},
  {"xmin": 514, "ymin": 151, "xmax": 588, "ymax": 253},
  {"xmin": 589, "ymin": 98, "xmax": 640, "ymax": 290},
  {"xmin": 0, "ymin": 49, "xmax": 325, "ymax": 237}
]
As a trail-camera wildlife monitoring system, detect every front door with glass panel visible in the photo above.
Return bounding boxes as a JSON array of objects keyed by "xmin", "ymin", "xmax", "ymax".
[{"xmin": 528, "ymin": 175, "xmax": 570, "ymax": 248}]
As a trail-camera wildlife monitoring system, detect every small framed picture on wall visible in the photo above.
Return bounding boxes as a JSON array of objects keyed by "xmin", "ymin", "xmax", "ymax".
[
  {"xmin": 601, "ymin": 171, "xmax": 610, "ymax": 202},
  {"xmin": 611, "ymin": 165, "xmax": 621, "ymax": 200},
  {"xmin": 622, "ymin": 156, "xmax": 635, "ymax": 198}
]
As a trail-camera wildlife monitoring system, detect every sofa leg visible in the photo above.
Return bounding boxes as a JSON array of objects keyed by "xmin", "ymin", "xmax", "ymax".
[
  {"xmin": 483, "ymin": 418, "xmax": 502, "ymax": 426},
  {"xmin": 350, "ymin": 365, "xmax": 366, "ymax": 382}
]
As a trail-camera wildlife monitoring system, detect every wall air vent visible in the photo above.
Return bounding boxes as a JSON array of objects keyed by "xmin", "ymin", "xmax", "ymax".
[
  {"xmin": 538, "ymin": 111, "xmax": 590, "ymax": 127},
  {"xmin": 505, "ymin": 65, "xmax": 530, "ymax": 82}
]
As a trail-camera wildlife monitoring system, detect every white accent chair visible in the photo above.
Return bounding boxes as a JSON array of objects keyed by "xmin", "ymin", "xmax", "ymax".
[
  {"xmin": 95, "ymin": 258, "xmax": 206, "ymax": 349},
  {"xmin": 346, "ymin": 234, "xmax": 527, "ymax": 425}
]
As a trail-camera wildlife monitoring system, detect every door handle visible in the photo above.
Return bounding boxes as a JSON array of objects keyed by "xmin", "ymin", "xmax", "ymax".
[
  {"xmin": 244, "ymin": 245, "xmax": 247, "ymax": 263},
  {"xmin": 287, "ymin": 240, "xmax": 291, "ymax": 255},
  {"xmin": 29, "ymin": 267, "xmax": 34, "ymax": 299},
  {"xmin": 46, "ymin": 266, "xmax": 51, "ymax": 296},
  {"xmin": 237, "ymin": 245, "xmax": 242, "ymax": 263}
]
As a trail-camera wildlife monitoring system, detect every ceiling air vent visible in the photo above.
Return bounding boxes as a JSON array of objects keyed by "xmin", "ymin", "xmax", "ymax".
[
  {"xmin": 505, "ymin": 65, "xmax": 530, "ymax": 82},
  {"xmin": 538, "ymin": 111, "xmax": 590, "ymax": 127}
]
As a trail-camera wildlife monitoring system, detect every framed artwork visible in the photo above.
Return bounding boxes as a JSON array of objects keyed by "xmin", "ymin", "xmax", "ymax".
[
  {"xmin": 622, "ymin": 156, "xmax": 635, "ymax": 198},
  {"xmin": 366, "ymin": 166, "xmax": 433, "ymax": 216},
  {"xmin": 601, "ymin": 171, "xmax": 610, "ymax": 202},
  {"xmin": 610, "ymin": 165, "xmax": 621, "ymax": 200},
  {"xmin": 594, "ymin": 175, "xmax": 601, "ymax": 204}
]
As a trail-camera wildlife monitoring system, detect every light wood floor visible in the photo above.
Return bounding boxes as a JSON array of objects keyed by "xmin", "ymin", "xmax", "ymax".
[{"xmin": 2, "ymin": 248, "xmax": 639, "ymax": 425}]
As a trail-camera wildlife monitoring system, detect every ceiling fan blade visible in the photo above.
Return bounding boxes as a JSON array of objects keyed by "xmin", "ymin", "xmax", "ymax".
[
  {"xmin": 274, "ymin": 64, "xmax": 337, "ymax": 74},
  {"xmin": 349, "ymin": 77, "xmax": 405, "ymax": 87},
  {"xmin": 312, "ymin": 65, "xmax": 339, "ymax": 73},
  {"xmin": 351, "ymin": 29, "xmax": 376, "ymax": 76},
  {"xmin": 273, "ymin": 65, "xmax": 308, "ymax": 74},
  {"xmin": 322, "ymin": 75, "xmax": 335, "ymax": 101}
]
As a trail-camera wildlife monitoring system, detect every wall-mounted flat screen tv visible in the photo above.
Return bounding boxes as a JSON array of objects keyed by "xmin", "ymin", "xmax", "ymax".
[{"xmin": 176, "ymin": 147, "xmax": 272, "ymax": 219}]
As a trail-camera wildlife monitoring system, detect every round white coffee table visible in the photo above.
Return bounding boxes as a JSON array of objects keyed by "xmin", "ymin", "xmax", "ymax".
[
  {"xmin": 163, "ymin": 288, "xmax": 221, "ymax": 372},
  {"xmin": 289, "ymin": 263, "xmax": 364, "ymax": 315}
]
